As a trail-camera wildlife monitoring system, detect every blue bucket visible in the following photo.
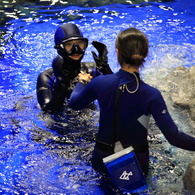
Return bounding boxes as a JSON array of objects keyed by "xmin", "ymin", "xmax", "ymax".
[{"xmin": 103, "ymin": 147, "xmax": 148, "ymax": 193}]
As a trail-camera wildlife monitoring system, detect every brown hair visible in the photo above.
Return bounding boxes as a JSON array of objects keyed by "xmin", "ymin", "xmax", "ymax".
[{"xmin": 115, "ymin": 28, "xmax": 148, "ymax": 68}]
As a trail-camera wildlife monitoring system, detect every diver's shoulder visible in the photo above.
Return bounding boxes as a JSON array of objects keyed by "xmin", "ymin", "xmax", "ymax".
[{"xmin": 140, "ymin": 80, "xmax": 161, "ymax": 93}]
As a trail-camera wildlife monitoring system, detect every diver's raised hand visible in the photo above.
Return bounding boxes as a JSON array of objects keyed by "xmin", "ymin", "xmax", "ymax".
[{"xmin": 91, "ymin": 41, "xmax": 113, "ymax": 74}]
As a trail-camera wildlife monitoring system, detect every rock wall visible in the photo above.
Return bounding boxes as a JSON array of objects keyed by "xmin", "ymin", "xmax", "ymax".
[
  {"xmin": 170, "ymin": 66, "xmax": 195, "ymax": 193},
  {"xmin": 144, "ymin": 65, "xmax": 195, "ymax": 121},
  {"xmin": 168, "ymin": 66, "xmax": 195, "ymax": 121},
  {"xmin": 144, "ymin": 66, "xmax": 195, "ymax": 192},
  {"xmin": 183, "ymin": 159, "xmax": 195, "ymax": 194}
]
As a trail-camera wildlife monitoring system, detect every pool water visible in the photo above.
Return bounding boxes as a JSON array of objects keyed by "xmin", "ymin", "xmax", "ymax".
[{"xmin": 0, "ymin": 0, "xmax": 195, "ymax": 194}]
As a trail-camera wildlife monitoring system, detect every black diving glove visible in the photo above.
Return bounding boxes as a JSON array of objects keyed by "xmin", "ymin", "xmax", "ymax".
[{"xmin": 92, "ymin": 41, "xmax": 113, "ymax": 74}]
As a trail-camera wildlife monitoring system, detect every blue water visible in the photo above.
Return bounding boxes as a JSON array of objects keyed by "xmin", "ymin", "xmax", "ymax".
[{"xmin": 0, "ymin": 0, "xmax": 195, "ymax": 194}]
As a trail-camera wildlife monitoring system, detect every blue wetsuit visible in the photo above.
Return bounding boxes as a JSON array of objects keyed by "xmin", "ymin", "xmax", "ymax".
[{"xmin": 70, "ymin": 69, "xmax": 195, "ymax": 175}]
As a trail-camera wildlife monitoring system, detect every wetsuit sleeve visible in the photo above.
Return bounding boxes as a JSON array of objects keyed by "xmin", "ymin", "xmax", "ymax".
[
  {"xmin": 150, "ymin": 91, "xmax": 195, "ymax": 151},
  {"xmin": 70, "ymin": 81, "xmax": 96, "ymax": 110},
  {"xmin": 36, "ymin": 69, "xmax": 68, "ymax": 113}
]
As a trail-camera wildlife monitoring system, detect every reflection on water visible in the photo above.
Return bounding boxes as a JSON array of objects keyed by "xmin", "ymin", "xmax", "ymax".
[
  {"xmin": 0, "ymin": 96, "xmax": 101, "ymax": 194},
  {"xmin": 0, "ymin": 0, "xmax": 195, "ymax": 194}
]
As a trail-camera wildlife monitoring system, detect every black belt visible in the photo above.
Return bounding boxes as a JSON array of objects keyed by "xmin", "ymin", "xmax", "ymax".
[{"xmin": 95, "ymin": 139, "xmax": 148, "ymax": 154}]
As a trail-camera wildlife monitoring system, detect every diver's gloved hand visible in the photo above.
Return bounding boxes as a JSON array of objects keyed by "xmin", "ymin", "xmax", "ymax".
[{"xmin": 92, "ymin": 41, "xmax": 113, "ymax": 74}]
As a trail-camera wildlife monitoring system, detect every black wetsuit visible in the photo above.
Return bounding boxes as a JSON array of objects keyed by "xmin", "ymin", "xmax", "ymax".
[{"xmin": 36, "ymin": 55, "xmax": 100, "ymax": 113}]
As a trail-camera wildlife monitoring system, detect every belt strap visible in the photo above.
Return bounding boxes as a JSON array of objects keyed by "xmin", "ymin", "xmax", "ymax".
[
  {"xmin": 95, "ymin": 139, "xmax": 148, "ymax": 154},
  {"xmin": 95, "ymin": 139, "xmax": 114, "ymax": 153}
]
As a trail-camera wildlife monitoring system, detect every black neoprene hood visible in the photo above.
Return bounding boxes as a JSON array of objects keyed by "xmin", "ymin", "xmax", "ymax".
[{"xmin": 54, "ymin": 23, "xmax": 88, "ymax": 46}]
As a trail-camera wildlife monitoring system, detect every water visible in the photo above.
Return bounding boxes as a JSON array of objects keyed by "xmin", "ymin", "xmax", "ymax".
[{"xmin": 0, "ymin": 0, "xmax": 195, "ymax": 194}]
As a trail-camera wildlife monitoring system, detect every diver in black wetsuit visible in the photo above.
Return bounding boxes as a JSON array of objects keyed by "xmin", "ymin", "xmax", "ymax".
[{"xmin": 36, "ymin": 23, "xmax": 113, "ymax": 113}]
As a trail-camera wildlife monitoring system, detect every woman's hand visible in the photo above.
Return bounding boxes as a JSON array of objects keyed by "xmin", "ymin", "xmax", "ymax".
[{"xmin": 78, "ymin": 71, "xmax": 92, "ymax": 84}]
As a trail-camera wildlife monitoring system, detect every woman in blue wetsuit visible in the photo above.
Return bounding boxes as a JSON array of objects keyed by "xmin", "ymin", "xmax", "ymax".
[
  {"xmin": 70, "ymin": 27, "xmax": 195, "ymax": 176},
  {"xmin": 36, "ymin": 23, "xmax": 112, "ymax": 113}
]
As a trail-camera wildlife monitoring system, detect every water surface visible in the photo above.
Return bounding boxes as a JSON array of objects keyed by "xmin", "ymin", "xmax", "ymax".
[{"xmin": 0, "ymin": 0, "xmax": 195, "ymax": 194}]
